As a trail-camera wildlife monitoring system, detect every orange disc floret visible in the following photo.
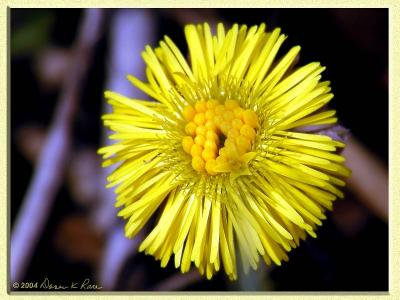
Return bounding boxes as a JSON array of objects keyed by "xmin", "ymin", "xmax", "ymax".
[
  {"xmin": 182, "ymin": 99, "xmax": 259, "ymax": 175},
  {"xmin": 223, "ymin": 110, "xmax": 235, "ymax": 122},
  {"xmin": 194, "ymin": 135, "xmax": 206, "ymax": 146},
  {"xmin": 182, "ymin": 136, "xmax": 194, "ymax": 154},
  {"xmin": 205, "ymin": 110, "xmax": 215, "ymax": 120},
  {"xmin": 225, "ymin": 99, "xmax": 239, "ymax": 110},
  {"xmin": 194, "ymin": 112, "xmax": 206, "ymax": 125},
  {"xmin": 183, "ymin": 105, "xmax": 196, "ymax": 121},
  {"xmin": 196, "ymin": 125, "xmax": 207, "ymax": 136},
  {"xmin": 204, "ymin": 139, "xmax": 218, "ymax": 152},
  {"xmin": 207, "ymin": 99, "xmax": 220, "ymax": 109},
  {"xmin": 185, "ymin": 122, "xmax": 197, "ymax": 136},
  {"xmin": 233, "ymin": 107, "xmax": 244, "ymax": 119},
  {"xmin": 220, "ymin": 122, "xmax": 231, "ymax": 136},
  {"xmin": 190, "ymin": 144, "xmax": 203, "ymax": 157},
  {"xmin": 192, "ymin": 155, "xmax": 205, "ymax": 172},
  {"xmin": 202, "ymin": 148, "xmax": 216, "ymax": 161},
  {"xmin": 195, "ymin": 100, "xmax": 207, "ymax": 113},
  {"xmin": 232, "ymin": 118, "xmax": 243, "ymax": 130},
  {"xmin": 206, "ymin": 130, "xmax": 219, "ymax": 144},
  {"xmin": 205, "ymin": 159, "xmax": 217, "ymax": 175},
  {"xmin": 240, "ymin": 124, "xmax": 256, "ymax": 140},
  {"xmin": 243, "ymin": 109, "xmax": 259, "ymax": 128},
  {"xmin": 205, "ymin": 120, "xmax": 217, "ymax": 131},
  {"xmin": 235, "ymin": 135, "xmax": 251, "ymax": 154}
]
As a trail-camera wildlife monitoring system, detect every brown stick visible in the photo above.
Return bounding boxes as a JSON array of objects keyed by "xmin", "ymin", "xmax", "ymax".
[
  {"xmin": 152, "ymin": 270, "xmax": 202, "ymax": 291},
  {"xmin": 342, "ymin": 137, "xmax": 388, "ymax": 222},
  {"xmin": 96, "ymin": 9, "xmax": 156, "ymax": 290},
  {"xmin": 10, "ymin": 9, "xmax": 104, "ymax": 283}
]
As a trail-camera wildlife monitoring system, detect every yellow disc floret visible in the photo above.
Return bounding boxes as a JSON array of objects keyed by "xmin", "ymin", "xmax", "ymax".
[
  {"xmin": 194, "ymin": 113, "xmax": 206, "ymax": 125},
  {"xmin": 195, "ymin": 100, "xmax": 208, "ymax": 113},
  {"xmin": 192, "ymin": 155, "xmax": 205, "ymax": 172},
  {"xmin": 195, "ymin": 125, "xmax": 207, "ymax": 136},
  {"xmin": 183, "ymin": 105, "xmax": 196, "ymax": 122},
  {"xmin": 194, "ymin": 135, "xmax": 206, "ymax": 147},
  {"xmin": 182, "ymin": 99, "xmax": 259, "ymax": 175},
  {"xmin": 190, "ymin": 144, "xmax": 203, "ymax": 157},
  {"xmin": 185, "ymin": 122, "xmax": 197, "ymax": 136},
  {"xmin": 240, "ymin": 124, "xmax": 256, "ymax": 140},
  {"xmin": 243, "ymin": 109, "xmax": 259, "ymax": 128},
  {"xmin": 182, "ymin": 136, "xmax": 194, "ymax": 154}
]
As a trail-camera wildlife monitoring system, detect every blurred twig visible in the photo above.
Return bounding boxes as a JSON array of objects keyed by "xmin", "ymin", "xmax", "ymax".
[
  {"xmin": 98, "ymin": 226, "xmax": 143, "ymax": 290},
  {"xmin": 14, "ymin": 128, "xmax": 101, "ymax": 207},
  {"xmin": 93, "ymin": 8, "xmax": 155, "ymax": 233},
  {"xmin": 300, "ymin": 124, "xmax": 388, "ymax": 222},
  {"xmin": 96, "ymin": 9, "xmax": 156, "ymax": 290},
  {"xmin": 152, "ymin": 270, "xmax": 202, "ymax": 291},
  {"xmin": 11, "ymin": 9, "xmax": 104, "ymax": 283},
  {"xmin": 343, "ymin": 137, "xmax": 388, "ymax": 222}
]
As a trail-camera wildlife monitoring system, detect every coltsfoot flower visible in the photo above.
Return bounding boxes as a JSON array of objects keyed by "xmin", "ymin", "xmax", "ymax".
[{"xmin": 99, "ymin": 22, "xmax": 350, "ymax": 280}]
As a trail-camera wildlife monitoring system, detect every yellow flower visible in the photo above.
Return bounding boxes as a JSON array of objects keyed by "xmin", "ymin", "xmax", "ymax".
[{"xmin": 99, "ymin": 22, "xmax": 351, "ymax": 280}]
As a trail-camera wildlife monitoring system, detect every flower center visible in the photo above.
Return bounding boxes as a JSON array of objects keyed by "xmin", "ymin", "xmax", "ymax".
[{"xmin": 182, "ymin": 99, "xmax": 259, "ymax": 175}]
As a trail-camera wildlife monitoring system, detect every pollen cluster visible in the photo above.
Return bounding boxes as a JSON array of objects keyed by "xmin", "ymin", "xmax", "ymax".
[{"xmin": 182, "ymin": 99, "xmax": 259, "ymax": 175}]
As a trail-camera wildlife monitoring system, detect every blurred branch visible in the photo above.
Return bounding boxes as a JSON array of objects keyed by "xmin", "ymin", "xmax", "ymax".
[
  {"xmin": 98, "ymin": 226, "xmax": 143, "ymax": 290},
  {"xmin": 152, "ymin": 270, "xmax": 202, "ymax": 291},
  {"xmin": 11, "ymin": 9, "xmax": 104, "ymax": 283},
  {"xmin": 298, "ymin": 123, "xmax": 388, "ymax": 222},
  {"xmin": 93, "ymin": 8, "xmax": 155, "ymax": 233},
  {"xmin": 95, "ymin": 9, "xmax": 156, "ymax": 290},
  {"xmin": 14, "ymin": 128, "xmax": 101, "ymax": 207},
  {"xmin": 343, "ymin": 137, "xmax": 388, "ymax": 222}
]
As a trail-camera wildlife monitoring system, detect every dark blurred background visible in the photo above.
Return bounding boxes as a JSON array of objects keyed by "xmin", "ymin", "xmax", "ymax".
[{"xmin": 10, "ymin": 8, "xmax": 388, "ymax": 291}]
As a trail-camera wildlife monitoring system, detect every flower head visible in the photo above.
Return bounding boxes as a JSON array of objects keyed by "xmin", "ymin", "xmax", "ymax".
[{"xmin": 99, "ymin": 23, "xmax": 350, "ymax": 280}]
